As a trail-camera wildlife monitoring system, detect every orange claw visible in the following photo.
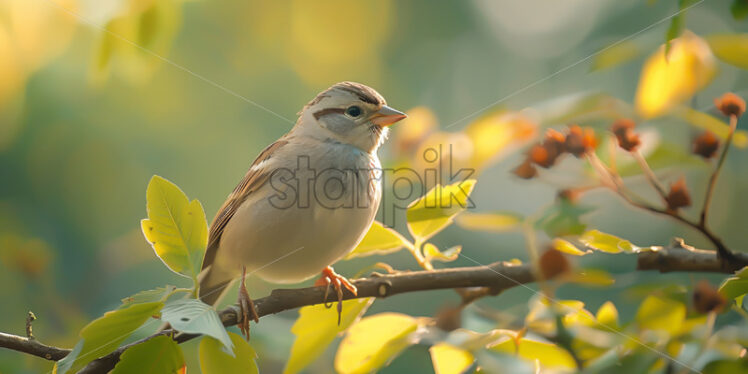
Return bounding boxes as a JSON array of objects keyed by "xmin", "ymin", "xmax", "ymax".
[
  {"xmin": 237, "ymin": 266, "xmax": 259, "ymax": 340},
  {"xmin": 314, "ymin": 266, "xmax": 357, "ymax": 325}
]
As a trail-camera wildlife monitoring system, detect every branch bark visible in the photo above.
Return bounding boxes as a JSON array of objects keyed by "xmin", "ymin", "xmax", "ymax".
[
  {"xmin": 0, "ymin": 332, "xmax": 71, "ymax": 361},
  {"xmin": 0, "ymin": 242, "xmax": 744, "ymax": 373}
]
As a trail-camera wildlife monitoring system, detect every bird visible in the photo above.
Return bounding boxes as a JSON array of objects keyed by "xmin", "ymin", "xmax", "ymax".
[{"xmin": 197, "ymin": 81, "xmax": 407, "ymax": 338}]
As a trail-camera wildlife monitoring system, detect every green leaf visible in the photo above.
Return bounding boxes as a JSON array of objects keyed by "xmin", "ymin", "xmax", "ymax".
[
  {"xmin": 335, "ymin": 313, "xmax": 422, "ymax": 374},
  {"xmin": 345, "ymin": 221, "xmax": 411, "ymax": 259},
  {"xmin": 704, "ymin": 358, "xmax": 748, "ymax": 373},
  {"xmin": 534, "ymin": 92, "xmax": 629, "ymax": 126},
  {"xmin": 552, "ymin": 238, "xmax": 588, "ymax": 256},
  {"xmin": 160, "ymin": 299, "xmax": 232, "ymax": 352},
  {"xmin": 284, "ymin": 298, "xmax": 373, "ymax": 374},
  {"xmin": 56, "ymin": 302, "xmax": 164, "ymax": 374},
  {"xmin": 664, "ymin": 0, "xmax": 699, "ymax": 55},
  {"xmin": 199, "ymin": 332, "xmax": 258, "ymax": 374},
  {"xmin": 579, "ymin": 230, "xmax": 640, "ymax": 253},
  {"xmin": 111, "ymin": 335, "xmax": 185, "ymax": 374},
  {"xmin": 590, "ymin": 40, "xmax": 641, "ymax": 71},
  {"xmin": 635, "ymin": 295, "xmax": 686, "ymax": 334},
  {"xmin": 675, "ymin": 107, "xmax": 748, "ymax": 148},
  {"xmin": 489, "ymin": 337, "xmax": 576, "ymax": 370},
  {"xmin": 732, "ymin": 0, "xmax": 748, "ymax": 20},
  {"xmin": 455, "ymin": 211, "xmax": 523, "ymax": 232},
  {"xmin": 406, "ymin": 179, "xmax": 477, "ymax": 242},
  {"xmin": 718, "ymin": 277, "xmax": 748, "ymax": 301},
  {"xmin": 736, "ymin": 266, "xmax": 748, "ymax": 278},
  {"xmin": 706, "ymin": 33, "xmax": 748, "ymax": 69},
  {"xmin": 616, "ymin": 142, "xmax": 705, "ymax": 177},
  {"xmin": 423, "ymin": 243, "xmax": 461, "ymax": 263},
  {"xmin": 429, "ymin": 343, "xmax": 475, "ymax": 374},
  {"xmin": 120, "ymin": 286, "xmax": 177, "ymax": 308},
  {"xmin": 142, "ymin": 175, "xmax": 208, "ymax": 282},
  {"xmin": 536, "ymin": 198, "xmax": 593, "ymax": 237}
]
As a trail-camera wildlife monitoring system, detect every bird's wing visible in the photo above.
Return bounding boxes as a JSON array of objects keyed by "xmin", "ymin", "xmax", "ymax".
[{"xmin": 201, "ymin": 139, "xmax": 288, "ymax": 271}]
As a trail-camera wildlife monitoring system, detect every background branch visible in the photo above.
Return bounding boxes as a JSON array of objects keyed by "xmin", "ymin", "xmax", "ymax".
[
  {"xmin": 0, "ymin": 332, "xmax": 70, "ymax": 361},
  {"xmin": 0, "ymin": 241, "xmax": 744, "ymax": 373}
]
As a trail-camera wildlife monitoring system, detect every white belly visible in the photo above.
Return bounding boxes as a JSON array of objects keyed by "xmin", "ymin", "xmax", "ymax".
[{"xmin": 215, "ymin": 159, "xmax": 381, "ymax": 283}]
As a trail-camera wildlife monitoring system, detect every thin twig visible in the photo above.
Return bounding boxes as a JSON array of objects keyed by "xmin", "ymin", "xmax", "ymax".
[
  {"xmin": 632, "ymin": 149, "xmax": 668, "ymax": 201},
  {"xmin": 700, "ymin": 114, "xmax": 738, "ymax": 226},
  {"xmin": 586, "ymin": 152, "xmax": 746, "ymax": 272},
  {"xmin": 25, "ymin": 312, "xmax": 36, "ymax": 339}
]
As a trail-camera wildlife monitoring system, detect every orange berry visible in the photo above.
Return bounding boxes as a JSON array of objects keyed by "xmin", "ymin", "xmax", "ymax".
[{"xmin": 714, "ymin": 92, "xmax": 745, "ymax": 118}]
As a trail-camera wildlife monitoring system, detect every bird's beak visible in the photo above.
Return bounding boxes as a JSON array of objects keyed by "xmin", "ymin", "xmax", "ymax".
[{"xmin": 370, "ymin": 105, "xmax": 407, "ymax": 127}]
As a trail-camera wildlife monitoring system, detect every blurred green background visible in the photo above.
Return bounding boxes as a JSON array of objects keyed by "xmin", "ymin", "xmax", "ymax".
[{"xmin": 1, "ymin": 0, "xmax": 747, "ymax": 373}]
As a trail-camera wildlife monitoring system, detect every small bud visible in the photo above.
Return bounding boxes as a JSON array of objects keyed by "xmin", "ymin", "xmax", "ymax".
[
  {"xmin": 693, "ymin": 280, "xmax": 726, "ymax": 314},
  {"xmin": 610, "ymin": 119, "xmax": 641, "ymax": 152},
  {"xmin": 434, "ymin": 304, "xmax": 462, "ymax": 331},
  {"xmin": 714, "ymin": 92, "xmax": 745, "ymax": 118},
  {"xmin": 665, "ymin": 177, "xmax": 691, "ymax": 211},
  {"xmin": 529, "ymin": 144, "xmax": 556, "ymax": 168},
  {"xmin": 539, "ymin": 248, "xmax": 571, "ymax": 280},
  {"xmin": 692, "ymin": 131, "xmax": 720, "ymax": 159},
  {"xmin": 610, "ymin": 118, "xmax": 636, "ymax": 137},
  {"xmin": 513, "ymin": 158, "xmax": 538, "ymax": 179},
  {"xmin": 565, "ymin": 125, "xmax": 597, "ymax": 157},
  {"xmin": 558, "ymin": 188, "xmax": 580, "ymax": 202},
  {"xmin": 543, "ymin": 128, "xmax": 566, "ymax": 156},
  {"xmin": 529, "ymin": 129, "xmax": 567, "ymax": 168}
]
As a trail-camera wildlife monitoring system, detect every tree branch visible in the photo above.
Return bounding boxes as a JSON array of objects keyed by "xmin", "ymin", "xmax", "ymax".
[
  {"xmin": 637, "ymin": 237, "xmax": 748, "ymax": 273},
  {"xmin": 0, "ymin": 332, "xmax": 71, "ymax": 361},
  {"xmin": 1, "ymin": 243, "xmax": 745, "ymax": 373}
]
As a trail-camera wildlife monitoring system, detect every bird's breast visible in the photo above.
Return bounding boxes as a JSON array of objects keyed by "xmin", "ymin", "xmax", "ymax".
[{"xmin": 216, "ymin": 144, "xmax": 382, "ymax": 283}]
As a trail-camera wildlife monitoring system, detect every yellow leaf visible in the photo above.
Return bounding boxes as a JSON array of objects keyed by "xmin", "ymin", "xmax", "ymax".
[
  {"xmin": 635, "ymin": 31, "xmax": 716, "ymax": 119},
  {"xmin": 141, "ymin": 175, "xmax": 207, "ymax": 281},
  {"xmin": 455, "ymin": 212, "xmax": 523, "ymax": 232},
  {"xmin": 566, "ymin": 269, "xmax": 615, "ymax": 287},
  {"xmin": 199, "ymin": 332, "xmax": 258, "ymax": 374},
  {"xmin": 579, "ymin": 230, "xmax": 639, "ymax": 253},
  {"xmin": 423, "ymin": 243, "xmax": 461, "ymax": 263},
  {"xmin": 90, "ymin": 0, "xmax": 183, "ymax": 85},
  {"xmin": 596, "ymin": 301, "xmax": 619, "ymax": 328},
  {"xmin": 429, "ymin": 343, "xmax": 475, "ymax": 374},
  {"xmin": 489, "ymin": 337, "xmax": 576, "ymax": 370},
  {"xmin": 283, "ymin": 298, "xmax": 373, "ymax": 374},
  {"xmin": 552, "ymin": 238, "xmax": 588, "ymax": 256},
  {"xmin": 635, "ymin": 296, "xmax": 686, "ymax": 334},
  {"xmin": 345, "ymin": 221, "xmax": 411, "ymax": 259},
  {"xmin": 706, "ymin": 33, "xmax": 748, "ymax": 69},
  {"xmin": 674, "ymin": 107, "xmax": 748, "ymax": 148},
  {"xmin": 590, "ymin": 40, "xmax": 641, "ymax": 71},
  {"xmin": 464, "ymin": 112, "xmax": 537, "ymax": 170},
  {"xmin": 391, "ymin": 106, "xmax": 437, "ymax": 155},
  {"xmin": 335, "ymin": 313, "xmax": 421, "ymax": 374},
  {"xmin": 406, "ymin": 180, "xmax": 477, "ymax": 241}
]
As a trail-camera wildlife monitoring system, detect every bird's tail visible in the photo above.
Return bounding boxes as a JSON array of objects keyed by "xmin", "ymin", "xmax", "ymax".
[{"xmin": 198, "ymin": 265, "xmax": 236, "ymax": 306}]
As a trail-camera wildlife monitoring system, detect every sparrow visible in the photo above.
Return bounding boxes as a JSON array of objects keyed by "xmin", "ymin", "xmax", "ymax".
[{"xmin": 197, "ymin": 81, "xmax": 407, "ymax": 337}]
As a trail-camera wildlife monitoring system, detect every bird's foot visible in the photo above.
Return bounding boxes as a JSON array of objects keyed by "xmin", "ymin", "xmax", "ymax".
[
  {"xmin": 237, "ymin": 268, "xmax": 259, "ymax": 341},
  {"xmin": 314, "ymin": 266, "xmax": 357, "ymax": 325}
]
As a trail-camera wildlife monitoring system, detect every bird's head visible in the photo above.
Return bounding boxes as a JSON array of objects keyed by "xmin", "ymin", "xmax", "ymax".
[{"xmin": 295, "ymin": 81, "xmax": 407, "ymax": 153}]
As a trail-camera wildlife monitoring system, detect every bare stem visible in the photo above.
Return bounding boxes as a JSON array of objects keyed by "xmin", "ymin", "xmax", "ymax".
[
  {"xmin": 700, "ymin": 114, "xmax": 738, "ymax": 226},
  {"xmin": 586, "ymin": 153, "xmax": 744, "ymax": 271},
  {"xmin": 632, "ymin": 150, "xmax": 668, "ymax": 201}
]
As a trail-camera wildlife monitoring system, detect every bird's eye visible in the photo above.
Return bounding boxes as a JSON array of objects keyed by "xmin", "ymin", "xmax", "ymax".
[{"xmin": 345, "ymin": 106, "xmax": 362, "ymax": 117}]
